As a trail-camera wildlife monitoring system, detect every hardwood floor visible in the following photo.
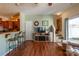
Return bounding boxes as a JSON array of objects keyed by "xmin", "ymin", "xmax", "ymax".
[{"xmin": 6, "ymin": 40, "xmax": 67, "ymax": 56}]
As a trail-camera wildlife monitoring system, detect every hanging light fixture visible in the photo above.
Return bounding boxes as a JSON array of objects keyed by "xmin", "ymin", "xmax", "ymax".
[{"xmin": 48, "ymin": 3, "xmax": 52, "ymax": 6}]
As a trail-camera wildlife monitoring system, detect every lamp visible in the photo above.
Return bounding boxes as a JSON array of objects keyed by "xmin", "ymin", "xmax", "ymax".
[
  {"xmin": 48, "ymin": 25, "xmax": 53, "ymax": 32},
  {"xmin": 48, "ymin": 25, "xmax": 54, "ymax": 42}
]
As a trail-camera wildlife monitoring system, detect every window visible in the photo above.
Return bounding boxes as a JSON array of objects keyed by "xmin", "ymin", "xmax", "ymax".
[{"xmin": 68, "ymin": 17, "xmax": 79, "ymax": 39}]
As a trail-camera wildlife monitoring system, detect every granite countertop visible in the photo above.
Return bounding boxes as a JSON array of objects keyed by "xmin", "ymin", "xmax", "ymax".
[{"xmin": 0, "ymin": 31, "xmax": 20, "ymax": 34}]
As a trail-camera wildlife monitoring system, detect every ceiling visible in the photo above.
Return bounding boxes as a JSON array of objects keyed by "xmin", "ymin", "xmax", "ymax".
[{"xmin": 0, "ymin": 3, "xmax": 78, "ymax": 17}]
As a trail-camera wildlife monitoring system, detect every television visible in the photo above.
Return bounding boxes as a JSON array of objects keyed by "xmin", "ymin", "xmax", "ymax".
[{"xmin": 35, "ymin": 27, "xmax": 46, "ymax": 33}]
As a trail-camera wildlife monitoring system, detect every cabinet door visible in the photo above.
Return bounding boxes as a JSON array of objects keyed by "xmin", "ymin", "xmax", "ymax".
[
  {"xmin": 13, "ymin": 21, "xmax": 20, "ymax": 31},
  {"xmin": 0, "ymin": 19, "xmax": 2, "ymax": 27},
  {"xmin": 8, "ymin": 21, "xmax": 13, "ymax": 30},
  {"xmin": 3, "ymin": 21, "xmax": 9, "ymax": 29}
]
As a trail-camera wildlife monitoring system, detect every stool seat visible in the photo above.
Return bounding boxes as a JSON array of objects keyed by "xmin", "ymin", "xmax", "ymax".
[{"xmin": 8, "ymin": 38, "xmax": 16, "ymax": 41}]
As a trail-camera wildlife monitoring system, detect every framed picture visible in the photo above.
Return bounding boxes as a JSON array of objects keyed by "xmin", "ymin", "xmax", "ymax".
[{"xmin": 42, "ymin": 20, "xmax": 48, "ymax": 26}]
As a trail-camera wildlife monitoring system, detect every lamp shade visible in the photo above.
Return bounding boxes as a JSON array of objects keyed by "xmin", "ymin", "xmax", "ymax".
[{"xmin": 49, "ymin": 25, "xmax": 53, "ymax": 32}]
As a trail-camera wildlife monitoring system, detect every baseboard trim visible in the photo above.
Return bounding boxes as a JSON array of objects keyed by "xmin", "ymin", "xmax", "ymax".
[
  {"xmin": 3, "ymin": 49, "xmax": 13, "ymax": 56},
  {"xmin": 57, "ymin": 43, "xmax": 62, "ymax": 46}
]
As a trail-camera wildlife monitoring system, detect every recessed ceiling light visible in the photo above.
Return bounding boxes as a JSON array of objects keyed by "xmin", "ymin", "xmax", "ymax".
[{"xmin": 56, "ymin": 12, "xmax": 62, "ymax": 15}]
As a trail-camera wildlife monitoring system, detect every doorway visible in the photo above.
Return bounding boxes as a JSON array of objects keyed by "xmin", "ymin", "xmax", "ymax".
[{"xmin": 25, "ymin": 21, "xmax": 33, "ymax": 40}]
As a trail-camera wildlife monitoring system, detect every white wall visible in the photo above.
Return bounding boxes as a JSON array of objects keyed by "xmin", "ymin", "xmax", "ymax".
[
  {"xmin": 20, "ymin": 12, "xmax": 26, "ymax": 31},
  {"xmin": 25, "ymin": 15, "xmax": 54, "ymax": 29}
]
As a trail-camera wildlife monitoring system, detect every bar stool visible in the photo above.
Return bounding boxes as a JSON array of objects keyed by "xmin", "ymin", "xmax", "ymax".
[
  {"xmin": 14, "ymin": 33, "xmax": 19, "ymax": 48},
  {"xmin": 6, "ymin": 33, "xmax": 16, "ymax": 55},
  {"xmin": 21, "ymin": 32, "xmax": 25, "ymax": 43},
  {"xmin": 14, "ymin": 31, "xmax": 23, "ymax": 49},
  {"xmin": 17, "ymin": 31, "xmax": 25, "ymax": 48}
]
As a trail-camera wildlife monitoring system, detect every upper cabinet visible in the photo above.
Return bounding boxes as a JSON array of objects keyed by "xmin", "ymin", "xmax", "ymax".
[
  {"xmin": 0, "ymin": 13, "xmax": 20, "ymax": 33},
  {"xmin": 10, "ymin": 13, "xmax": 20, "ymax": 31}
]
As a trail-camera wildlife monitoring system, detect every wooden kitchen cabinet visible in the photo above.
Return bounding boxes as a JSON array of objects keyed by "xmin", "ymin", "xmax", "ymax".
[
  {"xmin": 0, "ymin": 13, "xmax": 20, "ymax": 33},
  {"xmin": 0, "ymin": 20, "xmax": 20, "ymax": 32}
]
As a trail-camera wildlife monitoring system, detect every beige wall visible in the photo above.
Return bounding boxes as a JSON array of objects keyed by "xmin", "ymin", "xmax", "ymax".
[{"xmin": 61, "ymin": 4, "xmax": 79, "ymax": 37}]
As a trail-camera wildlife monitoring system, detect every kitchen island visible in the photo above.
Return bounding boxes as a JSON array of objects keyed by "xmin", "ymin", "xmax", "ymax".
[{"xmin": 0, "ymin": 31, "xmax": 19, "ymax": 56}]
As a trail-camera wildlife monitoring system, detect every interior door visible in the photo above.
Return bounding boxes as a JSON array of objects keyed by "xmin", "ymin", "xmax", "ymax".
[{"xmin": 25, "ymin": 21, "xmax": 33, "ymax": 40}]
